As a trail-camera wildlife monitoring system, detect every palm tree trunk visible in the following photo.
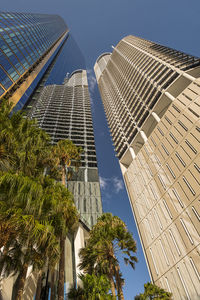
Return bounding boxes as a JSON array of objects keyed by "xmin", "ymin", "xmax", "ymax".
[
  {"xmin": 0, "ymin": 223, "xmax": 10, "ymax": 248},
  {"xmin": 35, "ymin": 270, "xmax": 43, "ymax": 300},
  {"xmin": 50, "ymin": 271, "xmax": 55, "ymax": 300},
  {"xmin": 108, "ymin": 260, "xmax": 116, "ymax": 297},
  {"xmin": 15, "ymin": 263, "xmax": 28, "ymax": 300},
  {"xmin": 61, "ymin": 165, "xmax": 66, "ymax": 186},
  {"xmin": 0, "ymin": 246, "xmax": 9, "ymax": 276},
  {"xmin": 58, "ymin": 237, "xmax": 65, "ymax": 300},
  {"xmin": 108, "ymin": 272, "xmax": 116, "ymax": 298},
  {"xmin": 115, "ymin": 265, "xmax": 124, "ymax": 300}
]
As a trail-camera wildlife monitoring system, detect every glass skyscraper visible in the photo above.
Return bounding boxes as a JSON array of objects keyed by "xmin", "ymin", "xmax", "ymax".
[
  {"xmin": 0, "ymin": 12, "xmax": 102, "ymax": 299},
  {"xmin": 0, "ymin": 12, "xmax": 68, "ymax": 109}
]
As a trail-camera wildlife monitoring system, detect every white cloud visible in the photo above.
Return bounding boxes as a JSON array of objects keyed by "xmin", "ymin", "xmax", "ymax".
[
  {"xmin": 87, "ymin": 69, "xmax": 97, "ymax": 93},
  {"xmin": 99, "ymin": 176, "xmax": 123, "ymax": 193},
  {"xmin": 113, "ymin": 177, "xmax": 123, "ymax": 192},
  {"xmin": 99, "ymin": 176, "xmax": 108, "ymax": 189}
]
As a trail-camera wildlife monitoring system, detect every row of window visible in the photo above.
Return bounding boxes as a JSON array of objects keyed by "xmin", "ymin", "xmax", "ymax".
[{"xmin": 0, "ymin": 12, "xmax": 66, "ymax": 92}]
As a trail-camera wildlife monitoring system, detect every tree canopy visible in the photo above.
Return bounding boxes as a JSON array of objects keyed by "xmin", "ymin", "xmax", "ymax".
[
  {"xmin": 134, "ymin": 282, "xmax": 172, "ymax": 300},
  {"xmin": 0, "ymin": 99, "xmax": 80, "ymax": 300},
  {"xmin": 79, "ymin": 213, "xmax": 138, "ymax": 300},
  {"xmin": 68, "ymin": 273, "xmax": 115, "ymax": 300}
]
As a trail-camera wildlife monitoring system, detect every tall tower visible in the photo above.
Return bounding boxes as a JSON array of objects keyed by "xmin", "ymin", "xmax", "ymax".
[
  {"xmin": 0, "ymin": 12, "xmax": 68, "ymax": 110},
  {"xmin": 28, "ymin": 69, "xmax": 103, "ymax": 293},
  {"xmin": 29, "ymin": 70, "xmax": 102, "ymax": 228},
  {"xmin": 94, "ymin": 35, "xmax": 200, "ymax": 300}
]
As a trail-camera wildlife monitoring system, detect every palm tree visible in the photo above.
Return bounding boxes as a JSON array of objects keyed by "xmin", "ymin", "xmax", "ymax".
[
  {"xmin": 79, "ymin": 213, "xmax": 138, "ymax": 300},
  {"xmin": 50, "ymin": 139, "xmax": 81, "ymax": 300},
  {"xmin": 0, "ymin": 100, "xmax": 52, "ymax": 178},
  {"xmin": 68, "ymin": 274, "xmax": 115, "ymax": 300},
  {"xmin": 0, "ymin": 101, "xmax": 80, "ymax": 300},
  {"xmin": 1, "ymin": 221, "xmax": 59, "ymax": 300},
  {"xmin": 0, "ymin": 175, "xmax": 63, "ymax": 300},
  {"xmin": 0, "ymin": 145, "xmax": 11, "ymax": 171},
  {"xmin": 51, "ymin": 139, "xmax": 82, "ymax": 185},
  {"xmin": 80, "ymin": 273, "xmax": 115, "ymax": 300},
  {"xmin": 35, "ymin": 177, "xmax": 79, "ymax": 300},
  {"xmin": 0, "ymin": 172, "xmax": 44, "ymax": 248},
  {"xmin": 68, "ymin": 286, "xmax": 85, "ymax": 300},
  {"xmin": 52, "ymin": 184, "xmax": 79, "ymax": 300}
]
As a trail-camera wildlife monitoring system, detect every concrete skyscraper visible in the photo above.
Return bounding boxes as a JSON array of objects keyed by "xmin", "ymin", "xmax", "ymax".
[
  {"xmin": 27, "ymin": 69, "xmax": 102, "ymax": 297},
  {"xmin": 29, "ymin": 70, "xmax": 102, "ymax": 228},
  {"xmin": 0, "ymin": 12, "xmax": 102, "ymax": 299},
  {"xmin": 94, "ymin": 35, "xmax": 200, "ymax": 300}
]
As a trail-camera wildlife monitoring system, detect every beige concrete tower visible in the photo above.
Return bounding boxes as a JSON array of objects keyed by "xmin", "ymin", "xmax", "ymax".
[{"xmin": 94, "ymin": 35, "xmax": 200, "ymax": 300}]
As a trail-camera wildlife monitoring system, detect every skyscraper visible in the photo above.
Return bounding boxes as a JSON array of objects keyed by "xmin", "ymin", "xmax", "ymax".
[
  {"xmin": 0, "ymin": 12, "xmax": 68, "ymax": 110},
  {"xmin": 27, "ymin": 69, "xmax": 102, "ymax": 296},
  {"xmin": 0, "ymin": 12, "xmax": 102, "ymax": 299},
  {"xmin": 29, "ymin": 70, "xmax": 102, "ymax": 229},
  {"xmin": 94, "ymin": 35, "xmax": 200, "ymax": 300}
]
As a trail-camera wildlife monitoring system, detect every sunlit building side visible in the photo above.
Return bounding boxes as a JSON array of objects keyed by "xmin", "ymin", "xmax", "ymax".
[{"xmin": 94, "ymin": 35, "xmax": 200, "ymax": 300}]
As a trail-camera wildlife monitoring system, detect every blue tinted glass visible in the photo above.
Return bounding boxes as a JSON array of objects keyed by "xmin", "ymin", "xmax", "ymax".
[
  {"xmin": 0, "ymin": 66, "xmax": 13, "ymax": 89},
  {"xmin": 0, "ymin": 49, "xmax": 20, "ymax": 78},
  {"xmin": 45, "ymin": 36, "xmax": 85, "ymax": 85},
  {"xmin": 0, "ymin": 12, "xmax": 68, "ymax": 107},
  {"xmin": 0, "ymin": 12, "xmax": 67, "ymax": 90},
  {"xmin": 0, "ymin": 86, "xmax": 5, "ymax": 96}
]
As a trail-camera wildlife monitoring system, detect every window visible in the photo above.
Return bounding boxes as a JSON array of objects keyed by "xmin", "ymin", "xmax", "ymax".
[
  {"xmin": 190, "ymin": 257, "xmax": 200, "ymax": 281},
  {"xmin": 180, "ymin": 218, "xmax": 194, "ymax": 245},
  {"xmin": 192, "ymin": 206, "xmax": 200, "ymax": 222},
  {"xmin": 96, "ymin": 199, "xmax": 99, "ymax": 212},
  {"xmin": 177, "ymin": 267, "xmax": 191, "ymax": 300},
  {"xmin": 90, "ymin": 216, "xmax": 94, "ymax": 227},
  {"xmin": 169, "ymin": 229, "xmax": 181, "ymax": 256},
  {"xmin": 84, "ymin": 199, "xmax": 86, "ymax": 213},
  {"xmin": 150, "ymin": 248, "xmax": 159, "ymax": 275}
]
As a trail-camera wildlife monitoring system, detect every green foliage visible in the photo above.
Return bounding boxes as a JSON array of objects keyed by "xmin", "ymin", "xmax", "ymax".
[
  {"xmin": 52, "ymin": 139, "xmax": 82, "ymax": 167},
  {"xmin": 0, "ymin": 101, "xmax": 79, "ymax": 298},
  {"xmin": 50, "ymin": 139, "xmax": 82, "ymax": 182},
  {"xmin": 134, "ymin": 282, "xmax": 172, "ymax": 300},
  {"xmin": 67, "ymin": 286, "xmax": 85, "ymax": 300},
  {"xmin": 0, "ymin": 98, "xmax": 52, "ymax": 177},
  {"xmin": 68, "ymin": 274, "xmax": 115, "ymax": 300},
  {"xmin": 79, "ymin": 213, "xmax": 138, "ymax": 299}
]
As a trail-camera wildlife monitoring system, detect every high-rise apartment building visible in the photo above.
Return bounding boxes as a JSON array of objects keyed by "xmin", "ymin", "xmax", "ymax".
[
  {"xmin": 94, "ymin": 35, "xmax": 200, "ymax": 300},
  {"xmin": 0, "ymin": 12, "xmax": 102, "ymax": 299},
  {"xmin": 29, "ymin": 70, "xmax": 102, "ymax": 229},
  {"xmin": 27, "ymin": 69, "xmax": 102, "ymax": 296}
]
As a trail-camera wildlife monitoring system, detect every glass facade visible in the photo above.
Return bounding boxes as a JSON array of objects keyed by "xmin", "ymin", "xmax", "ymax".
[
  {"xmin": 0, "ymin": 12, "xmax": 67, "ymax": 97},
  {"xmin": 23, "ymin": 35, "xmax": 85, "ymax": 112},
  {"xmin": 45, "ymin": 35, "xmax": 86, "ymax": 85}
]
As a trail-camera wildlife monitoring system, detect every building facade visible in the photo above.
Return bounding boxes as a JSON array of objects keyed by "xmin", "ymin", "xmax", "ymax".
[
  {"xmin": 29, "ymin": 69, "xmax": 102, "ymax": 229},
  {"xmin": 0, "ymin": 12, "xmax": 68, "ymax": 110},
  {"xmin": 28, "ymin": 69, "xmax": 103, "ymax": 293},
  {"xmin": 94, "ymin": 35, "xmax": 200, "ymax": 300},
  {"xmin": 0, "ymin": 12, "xmax": 102, "ymax": 299}
]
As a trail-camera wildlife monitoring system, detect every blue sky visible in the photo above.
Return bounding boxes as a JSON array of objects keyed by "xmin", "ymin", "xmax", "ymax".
[{"xmin": 2, "ymin": 0, "xmax": 200, "ymax": 298}]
